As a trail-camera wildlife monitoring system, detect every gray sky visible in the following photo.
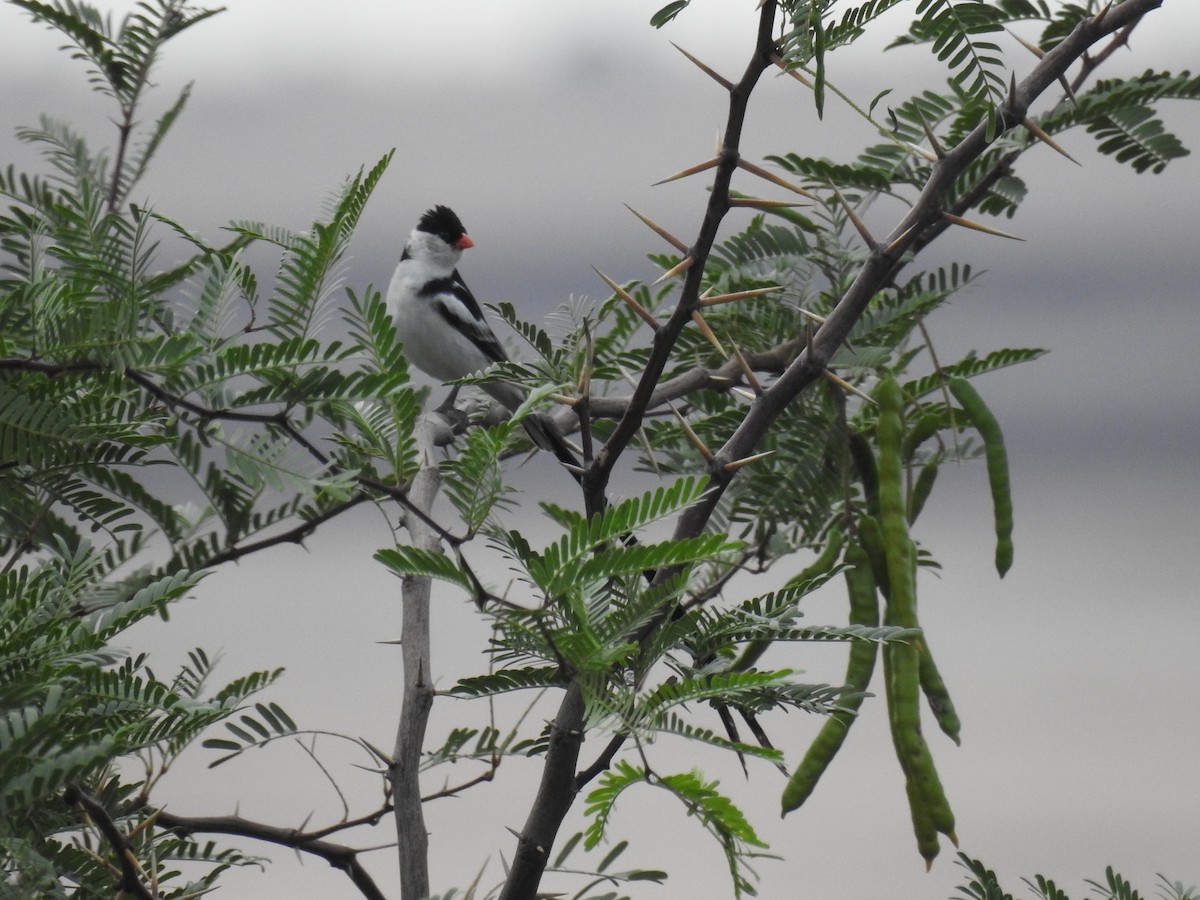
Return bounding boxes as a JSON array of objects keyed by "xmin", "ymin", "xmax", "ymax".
[{"xmin": 3, "ymin": 1, "xmax": 1199, "ymax": 898}]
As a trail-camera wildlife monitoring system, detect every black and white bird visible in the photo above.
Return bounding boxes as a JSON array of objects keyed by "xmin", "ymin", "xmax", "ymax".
[{"xmin": 386, "ymin": 205, "xmax": 575, "ymax": 464}]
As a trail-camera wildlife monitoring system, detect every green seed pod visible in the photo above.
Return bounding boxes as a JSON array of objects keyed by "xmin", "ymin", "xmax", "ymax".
[
  {"xmin": 873, "ymin": 376, "xmax": 916, "ymax": 629},
  {"xmin": 907, "ymin": 456, "xmax": 940, "ymax": 525},
  {"xmin": 948, "ymin": 377, "xmax": 1014, "ymax": 577},
  {"xmin": 901, "ymin": 409, "xmax": 945, "ymax": 463},
  {"xmin": 875, "ymin": 377, "xmax": 956, "ymax": 853},
  {"xmin": 847, "ymin": 430, "xmax": 880, "ymax": 518},
  {"xmin": 919, "ymin": 641, "xmax": 962, "ymax": 746},
  {"xmin": 856, "ymin": 515, "xmax": 890, "ymax": 598},
  {"xmin": 888, "ymin": 640, "xmax": 958, "ymax": 849},
  {"xmin": 781, "ymin": 538, "xmax": 879, "ymax": 814},
  {"xmin": 786, "ymin": 526, "xmax": 845, "ymax": 590},
  {"xmin": 905, "ymin": 767, "xmax": 942, "ymax": 870}
]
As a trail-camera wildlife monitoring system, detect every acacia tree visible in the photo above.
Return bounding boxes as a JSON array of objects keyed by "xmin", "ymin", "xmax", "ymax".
[{"xmin": 1, "ymin": 1, "xmax": 1194, "ymax": 899}]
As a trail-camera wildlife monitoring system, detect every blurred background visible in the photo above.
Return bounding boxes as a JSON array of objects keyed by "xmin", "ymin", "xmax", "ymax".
[{"xmin": 3, "ymin": 1, "xmax": 1198, "ymax": 898}]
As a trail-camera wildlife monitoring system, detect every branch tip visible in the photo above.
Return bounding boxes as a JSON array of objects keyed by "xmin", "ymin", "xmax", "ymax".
[
  {"xmin": 729, "ymin": 197, "xmax": 807, "ymax": 210},
  {"xmin": 913, "ymin": 107, "xmax": 946, "ymax": 160},
  {"xmin": 731, "ymin": 343, "xmax": 764, "ymax": 395},
  {"xmin": 577, "ymin": 322, "xmax": 595, "ymax": 399},
  {"xmin": 724, "ymin": 450, "xmax": 776, "ymax": 471},
  {"xmin": 906, "ymin": 141, "xmax": 940, "ymax": 163},
  {"xmin": 1008, "ymin": 28, "xmax": 1046, "ymax": 59},
  {"xmin": 1057, "ymin": 73, "xmax": 1080, "ymax": 106},
  {"xmin": 668, "ymin": 401, "xmax": 714, "ymax": 462},
  {"xmin": 832, "ymin": 186, "xmax": 878, "ymax": 249},
  {"xmin": 883, "ymin": 224, "xmax": 916, "ymax": 255},
  {"xmin": 1005, "ymin": 35, "xmax": 1077, "ymax": 104},
  {"xmin": 770, "ymin": 52, "xmax": 813, "ymax": 87}
]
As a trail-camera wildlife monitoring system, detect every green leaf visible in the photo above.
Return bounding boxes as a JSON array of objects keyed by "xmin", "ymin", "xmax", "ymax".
[
  {"xmin": 898, "ymin": 0, "xmax": 1008, "ymax": 108},
  {"xmin": 375, "ymin": 546, "xmax": 475, "ymax": 595},
  {"xmin": 1086, "ymin": 104, "xmax": 1188, "ymax": 174},
  {"xmin": 900, "ymin": 347, "xmax": 1046, "ymax": 401},
  {"xmin": 450, "ymin": 666, "xmax": 566, "ymax": 699},
  {"xmin": 650, "ymin": 1, "xmax": 689, "ymax": 27}
]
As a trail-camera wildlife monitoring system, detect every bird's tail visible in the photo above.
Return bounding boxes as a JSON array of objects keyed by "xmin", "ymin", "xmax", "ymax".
[
  {"xmin": 479, "ymin": 379, "xmax": 583, "ymax": 475},
  {"xmin": 522, "ymin": 413, "xmax": 583, "ymax": 479}
]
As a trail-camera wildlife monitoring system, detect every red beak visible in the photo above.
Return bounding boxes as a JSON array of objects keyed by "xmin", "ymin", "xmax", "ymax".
[{"xmin": 456, "ymin": 234, "xmax": 475, "ymax": 249}]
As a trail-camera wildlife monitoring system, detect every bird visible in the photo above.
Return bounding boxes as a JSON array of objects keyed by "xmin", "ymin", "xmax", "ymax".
[{"xmin": 385, "ymin": 205, "xmax": 576, "ymax": 466}]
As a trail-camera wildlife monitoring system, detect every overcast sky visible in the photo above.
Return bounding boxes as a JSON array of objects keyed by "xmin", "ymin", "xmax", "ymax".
[{"xmin": 3, "ymin": 2, "xmax": 1199, "ymax": 899}]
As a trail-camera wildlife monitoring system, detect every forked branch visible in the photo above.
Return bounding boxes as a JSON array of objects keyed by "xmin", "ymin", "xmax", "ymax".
[{"xmin": 499, "ymin": 2, "xmax": 1166, "ymax": 897}]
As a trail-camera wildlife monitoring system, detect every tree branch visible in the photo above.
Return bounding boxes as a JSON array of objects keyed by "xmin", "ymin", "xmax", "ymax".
[
  {"xmin": 189, "ymin": 493, "xmax": 372, "ymax": 569},
  {"xmin": 498, "ymin": 13, "xmax": 1167, "ymax": 888},
  {"xmin": 887, "ymin": 3, "xmax": 1159, "ymax": 280},
  {"xmin": 574, "ymin": 732, "xmax": 627, "ymax": 792},
  {"xmin": 390, "ymin": 416, "xmax": 440, "ymax": 899},
  {"xmin": 669, "ymin": 0, "xmax": 1166, "ymax": 548},
  {"xmin": 64, "ymin": 785, "xmax": 157, "ymax": 900},
  {"xmin": 500, "ymin": 6, "xmax": 785, "ymax": 898},
  {"xmin": 583, "ymin": 0, "xmax": 782, "ymax": 518},
  {"xmin": 498, "ymin": 682, "xmax": 587, "ymax": 900},
  {"xmin": 151, "ymin": 807, "xmax": 389, "ymax": 900}
]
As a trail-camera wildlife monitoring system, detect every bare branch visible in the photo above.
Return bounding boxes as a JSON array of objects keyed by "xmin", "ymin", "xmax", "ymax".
[
  {"xmin": 583, "ymin": 0, "xmax": 783, "ymax": 518},
  {"xmin": 151, "ymin": 807, "xmax": 388, "ymax": 900},
  {"xmin": 190, "ymin": 494, "xmax": 371, "ymax": 569},
  {"xmin": 497, "ymin": 683, "xmax": 586, "ymax": 900},
  {"xmin": 390, "ymin": 417, "xmax": 440, "ymax": 899},
  {"xmin": 574, "ymin": 732, "xmax": 628, "ymax": 792}
]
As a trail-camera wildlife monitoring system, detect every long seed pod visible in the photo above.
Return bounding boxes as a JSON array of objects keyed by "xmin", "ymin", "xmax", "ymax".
[
  {"xmin": 847, "ymin": 430, "xmax": 880, "ymax": 518},
  {"xmin": 900, "ymin": 409, "xmax": 945, "ymax": 463},
  {"xmin": 908, "ymin": 456, "xmax": 940, "ymax": 525},
  {"xmin": 904, "ymin": 762, "xmax": 942, "ymax": 870},
  {"xmin": 781, "ymin": 537, "xmax": 879, "ymax": 814},
  {"xmin": 856, "ymin": 514, "xmax": 890, "ymax": 597},
  {"xmin": 787, "ymin": 526, "xmax": 845, "ymax": 590},
  {"xmin": 919, "ymin": 641, "xmax": 962, "ymax": 746},
  {"xmin": 875, "ymin": 376, "xmax": 957, "ymax": 855},
  {"xmin": 873, "ymin": 376, "xmax": 914, "ymax": 630},
  {"xmin": 884, "ymin": 629, "xmax": 941, "ymax": 870},
  {"xmin": 947, "ymin": 377, "xmax": 1014, "ymax": 577}
]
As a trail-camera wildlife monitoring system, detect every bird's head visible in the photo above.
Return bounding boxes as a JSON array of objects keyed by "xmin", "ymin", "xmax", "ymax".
[
  {"xmin": 402, "ymin": 205, "xmax": 474, "ymax": 271},
  {"xmin": 417, "ymin": 205, "xmax": 474, "ymax": 250}
]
